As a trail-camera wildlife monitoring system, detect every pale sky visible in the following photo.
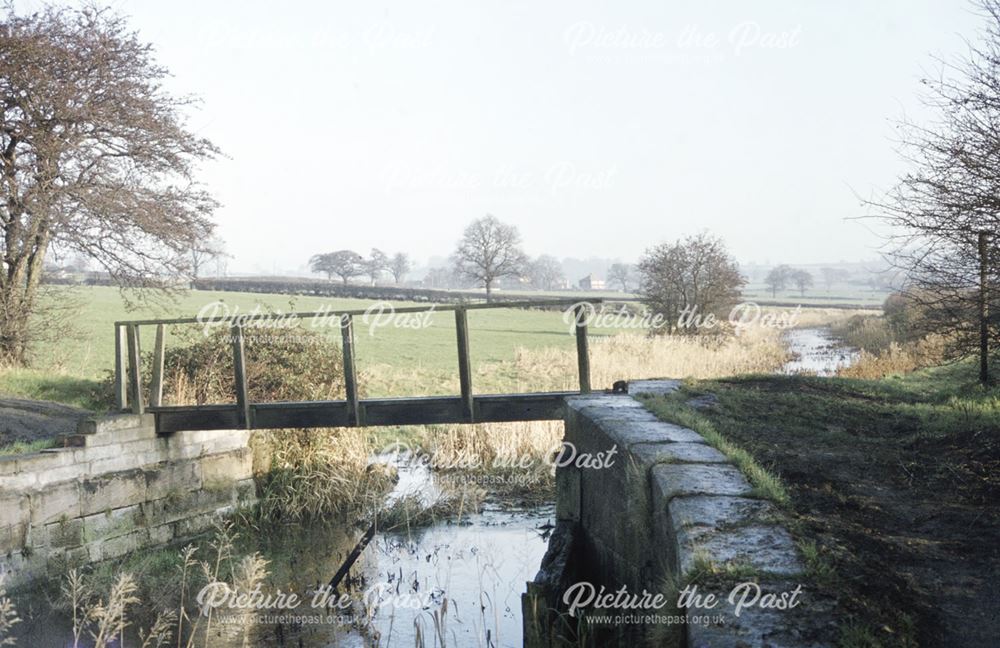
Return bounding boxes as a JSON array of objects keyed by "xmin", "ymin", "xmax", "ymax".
[{"xmin": 26, "ymin": 0, "xmax": 988, "ymax": 273}]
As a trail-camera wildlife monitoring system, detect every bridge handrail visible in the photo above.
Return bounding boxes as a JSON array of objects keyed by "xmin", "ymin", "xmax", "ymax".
[{"xmin": 112, "ymin": 298, "xmax": 608, "ymax": 426}]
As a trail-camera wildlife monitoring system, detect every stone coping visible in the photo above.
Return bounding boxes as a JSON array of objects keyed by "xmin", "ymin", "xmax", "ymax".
[{"xmin": 562, "ymin": 379, "xmax": 836, "ymax": 647}]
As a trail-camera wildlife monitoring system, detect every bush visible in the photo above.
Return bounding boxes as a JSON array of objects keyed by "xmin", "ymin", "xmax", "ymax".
[{"xmin": 158, "ymin": 326, "xmax": 346, "ymax": 405}]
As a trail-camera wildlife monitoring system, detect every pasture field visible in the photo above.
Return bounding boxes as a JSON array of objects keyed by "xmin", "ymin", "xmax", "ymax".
[
  {"xmin": 742, "ymin": 282, "xmax": 890, "ymax": 307},
  {"xmin": 0, "ymin": 285, "xmax": 861, "ymax": 409}
]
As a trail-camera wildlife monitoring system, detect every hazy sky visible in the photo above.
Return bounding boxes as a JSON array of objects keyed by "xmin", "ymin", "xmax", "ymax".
[{"xmin": 29, "ymin": 1, "xmax": 988, "ymax": 273}]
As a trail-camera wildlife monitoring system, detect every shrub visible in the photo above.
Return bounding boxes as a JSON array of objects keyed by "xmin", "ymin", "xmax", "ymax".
[{"xmin": 158, "ymin": 326, "xmax": 345, "ymax": 405}]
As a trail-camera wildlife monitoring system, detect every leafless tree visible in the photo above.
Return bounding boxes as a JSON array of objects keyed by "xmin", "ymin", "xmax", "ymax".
[
  {"xmin": 389, "ymin": 252, "xmax": 411, "ymax": 284},
  {"xmin": 309, "ymin": 250, "xmax": 363, "ymax": 284},
  {"xmin": 820, "ymin": 267, "xmax": 850, "ymax": 291},
  {"xmin": 638, "ymin": 232, "xmax": 745, "ymax": 334},
  {"xmin": 188, "ymin": 235, "xmax": 227, "ymax": 280},
  {"xmin": 607, "ymin": 263, "xmax": 632, "ymax": 292},
  {"xmin": 452, "ymin": 215, "xmax": 527, "ymax": 300},
  {"xmin": 362, "ymin": 248, "xmax": 388, "ymax": 285},
  {"xmin": 528, "ymin": 255, "xmax": 564, "ymax": 291},
  {"xmin": 790, "ymin": 269, "xmax": 814, "ymax": 296},
  {"xmin": 0, "ymin": 5, "xmax": 219, "ymax": 364},
  {"xmin": 764, "ymin": 265, "xmax": 793, "ymax": 297},
  {"xmin": 866, "ymin": 0, "xmax": 1000, "ymax": 381}
]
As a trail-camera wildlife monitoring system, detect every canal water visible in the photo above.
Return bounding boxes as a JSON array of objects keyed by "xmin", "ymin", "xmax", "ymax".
[{"xmin": 781, "ymin": 327, "xmax": 858, "ymax": 375}]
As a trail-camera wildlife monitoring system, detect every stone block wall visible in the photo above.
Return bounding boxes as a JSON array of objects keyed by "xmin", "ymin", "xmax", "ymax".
[
  {"xmin": 547, "ymin": 380, "xmax": 836, "ymax": 647},
  {"xmin": 0, "ymin": 414, "xmax": 255, "ymax": 591}
]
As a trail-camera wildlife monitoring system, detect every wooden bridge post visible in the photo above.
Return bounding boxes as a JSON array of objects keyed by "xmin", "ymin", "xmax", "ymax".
[
  {"xmin": 125, "ymin": 324, "xmax": 144, "ymax": 414},
  {"xmin": 574, "ymin": 304, "xmax": 591, "ymax": 393},
  {"xmin": 114, "ymin": 324, "xmax": 128, "ymax": 410},
  {"xmin": 341, "ymin": 314, "xmax": 362, "ymax": 426},
  {"xmin": 149, "ymin": 324, "xmax": 165, "ymax": 407},
  {"xmin": 231, "ymin": 324, "xmax": 251, "ymax": 428},
  {"xmin": 455, "ymin": 308, "xmax": 474, "ymax": 422}
]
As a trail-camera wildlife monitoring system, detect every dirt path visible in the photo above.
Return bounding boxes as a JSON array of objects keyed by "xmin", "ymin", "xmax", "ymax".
[
  {"xmin": 696, "ymin": 377, "xmax": 1000, "ymax": 647},
  {"xmin": 0, "ymin": 397, "xmax": 89, "ymax": 446}
]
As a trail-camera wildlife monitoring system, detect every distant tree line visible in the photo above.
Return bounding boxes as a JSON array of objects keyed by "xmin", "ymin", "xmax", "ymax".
[{"xmin": 308, "ymin": 249, "xmax": 412, "ymax": 285}]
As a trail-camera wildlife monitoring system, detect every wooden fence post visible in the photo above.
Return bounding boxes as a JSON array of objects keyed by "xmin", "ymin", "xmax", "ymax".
[
  {"xmin": 149, "ymin": 324, "xmax": 165, "ymax": 407},
  {"xmin": 455, "ymin": 308, "xmax": 474, "ymax": 422},
  {"xmin": 232, "ymin": 324, "xmax": 250, "ymax": 428},
  {"xmin": 341, "ymin": 314, "xmax": 362, "ymax": 426},
  {"xmin": 125, "ymin": 324, "xmax": 144, "ymax": 414},
  {"xmin": 574, "ymin": 304, "xmax": 591, "ymax": 393},
  {"xmin": 114, "ymin": 324, "xmax": 128, "ymax": 410}
]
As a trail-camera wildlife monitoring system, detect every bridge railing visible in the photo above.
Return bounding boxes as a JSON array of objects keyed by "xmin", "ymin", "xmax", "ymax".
[{"xmin": 112, "ymin": 298, "xmax": 602, "ymax": 431}]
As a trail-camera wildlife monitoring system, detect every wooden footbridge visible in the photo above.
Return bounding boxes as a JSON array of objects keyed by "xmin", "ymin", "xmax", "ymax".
[{"xmin": 112, "ymin": 299, "xmax": 600, "ymax": 434}]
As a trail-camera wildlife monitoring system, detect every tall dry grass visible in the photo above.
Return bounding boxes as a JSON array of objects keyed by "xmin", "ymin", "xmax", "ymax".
[
  {"xmin": 837, "ymin": 335, "xmax": 948, "ymax": 380},
  {"xmin": 508, "ymin": 328, "xmax": 789, "ymax": 392},
  {"xmin": 0, "ymin": 575, "xmax": 19, "ymax": 647}
]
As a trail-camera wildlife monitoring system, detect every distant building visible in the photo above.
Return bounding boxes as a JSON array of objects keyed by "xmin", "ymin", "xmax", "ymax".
[{"xmin": 577, "ymin": 274, "xmax": 605, "ymax": 291}]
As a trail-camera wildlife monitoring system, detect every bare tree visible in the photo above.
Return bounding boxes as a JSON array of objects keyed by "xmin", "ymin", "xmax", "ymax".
[
  {"xmin": 452, "ymin": 215, "xmax": 527, "ymax": 300},
  {"xmin": 607, "ymin": 263, "xmax": 632, "ymax": 292},
  {"xmin": 638, "ymin": 232, "xmax": 745, "ymax": 334},
  {"xmin": 790, "ymin": 269, "xmax": 814, "ymax": 296},
  {"xmin": 362, "ymin": 248, "xmax": 388, "ymax": 285},
  {"xmin": 0, "ymin": 5, "xmax": 219, "ymax": 364},
  {"xmin": 389, "ymin": 252, "xmax": 411, "ymax": 284},
  {"xmin": 189, "ymin": 236, "xmax": 227, "ymax": 280},
  {"xmin": 528, "ymin": 255, "xmax": 564, "ymax": 291},
  {"xmin": 309, "ymin": 250, "xmax": 363, "ymax": 284},
  {"xmin": 866, "ymin": 0, "xmax": 1000, "ymax": 381},
  {"xmin": 764, "ymin": 265, "xmax": 793, "ymax": 297},
  {"xmin": 820, "ymin": 267, "xmax": 850, "ymax": 291}
]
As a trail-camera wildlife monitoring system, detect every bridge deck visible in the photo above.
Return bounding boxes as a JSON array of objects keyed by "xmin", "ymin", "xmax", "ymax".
[{"xmin": 151, "ymin": 392, "xmax": 576, "ymax": 434}]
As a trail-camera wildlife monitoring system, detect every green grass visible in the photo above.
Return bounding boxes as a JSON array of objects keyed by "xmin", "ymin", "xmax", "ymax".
[
  {"xmin": 1, "ymin": 285, "xmax": 630, "ymax": 406},
  {"xmin": 639, "ymin": 392, "xmax": 792, "ymax": 506},
  {"xmin": 0, "ymin": 438, "xmax": 58, "ymax": 456}
]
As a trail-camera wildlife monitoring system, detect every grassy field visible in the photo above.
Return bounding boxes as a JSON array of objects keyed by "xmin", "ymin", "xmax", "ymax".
[
  {"xmin": 0, "ymin": 287, "xmax": 876, "ymax": 409},
  {"xmin": 2, "ymin": 285, "xmax": 843, "ymax": 409},
  {"xmin": 2, "ymin": 286, "xmax": 627, "ymax": 407},
  {"xmin": 742, "ymin": 282, "xmax": 889, "ymax": 307},
  {"xmin": 643, "ymin": 364, "xmax": 1000, "ymax": 647}
]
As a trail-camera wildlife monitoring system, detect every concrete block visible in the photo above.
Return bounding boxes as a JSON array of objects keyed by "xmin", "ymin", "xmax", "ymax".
[
  {"xmin": 144, "ymin": 459, "xmax": 202, "ymax": 500},
  {"xmin": 81, "ymin": 505, "xmax": 143, "ymax": 542},
  {"xmin": 81, "ymin": 470, "xmax": 146, "ymax": 516},
  {"xmin": 611, "ymin": 420, "xmax": 707, "ymax": 445},
  {"xmin": 651, "ymin": 464, "xmax": 753, "ymax": 501},
  {"xmin": 200, "ymin": 448, "xmax": 253, "ymax": 486},
  {"xmin": 676, "ymin": 523, "xmax": 804, "ymax": 577},
  {"xmin": 30, "ymin": 482, "xmax": 81, "ymax": 524},
  {"xmin": 668, "ymin": 495, "xmax": 778, "ymax": 532},
  {"xmin": 629, "ymin": 442, "xmax": 729, "ymax": 465},
  {"xmin": 34, "ymin": 463, "xmax": 88, "ymax": 488},
  {"xmin": 88, "ymin": 529, "xmax": 148, "ymax": 562},
  {"xmin": 0, "ymin": 470, "xmax": 36, "ymax": 490},
  {"xmin": 76, "ymin": 414, "xmax": 154, "ymax": 436},
  {"xmin": 46, "ymin": 517, "xmax": 85, "ymax": 549},
  {"xmin": 0, "ymin": 493, "xmax": 29, "ymax": 528},
  {"xmin": 555, "ymin": 465, "xmax": 581, "ymax": 522},
  {"xmin": 0, "ymin": 521, "xmax": 28, "ymax": 554},
  {"xmin": 626, "ymin": 379, "xmax": 681, "ymax": 396}
]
